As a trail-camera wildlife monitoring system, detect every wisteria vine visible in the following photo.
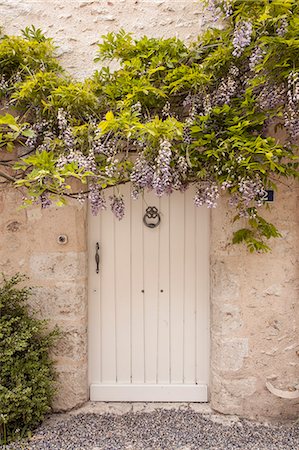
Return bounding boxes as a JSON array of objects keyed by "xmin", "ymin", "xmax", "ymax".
[{"xmin": 0, "ymin": 0, "xmax": 298, "ymax": 251}]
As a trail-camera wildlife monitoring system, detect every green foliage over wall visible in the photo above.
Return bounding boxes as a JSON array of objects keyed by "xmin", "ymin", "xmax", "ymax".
[
  {"xmin": 0, "ymin": 275, "xmax": 58, "ymax": 444},
  {"xmin": 0, "ymin": 1, "xmax": 298, "ymax": 251}
]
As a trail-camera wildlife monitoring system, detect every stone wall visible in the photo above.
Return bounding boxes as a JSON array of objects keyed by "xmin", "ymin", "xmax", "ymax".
[
  {"xmin": 211, "ymin": 180, "xmax": 299, "ymax": 419},
  {"xmin": 0, "ymin": 189, "xmax": 88, "ymax": 410},
  {"xmin": 1, "ymin": 0, "xmax": 298, "ymax": 419}
]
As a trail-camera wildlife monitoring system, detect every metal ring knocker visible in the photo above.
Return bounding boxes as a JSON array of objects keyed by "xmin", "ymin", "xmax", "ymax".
[{"xmin": 143, "ymin": 206, "xmax": 161, "ymax": 229}]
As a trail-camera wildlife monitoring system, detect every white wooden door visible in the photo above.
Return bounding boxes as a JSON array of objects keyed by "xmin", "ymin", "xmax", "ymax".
[{"xmin": 88, "ymin": 185, "xmax": 210, "ymax": 402}]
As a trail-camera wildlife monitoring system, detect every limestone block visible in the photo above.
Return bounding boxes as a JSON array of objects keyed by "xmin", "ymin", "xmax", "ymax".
[
  {"xmin": 211, "ymin": 260, "xmax": 240, "ymax": 302},
  {"xmin": 212, "ymin": 303, "xmax": 243, "ymax": 335},
  {"xmin": 211, "ymin": 375, "xmax": 257, "ymax": 415},
  {"xmin": 211, "ymin": 375, "xmax": 241, "ymax": 415},
  {"xmin": 222, "ymin": 377, "xmax": 257, "ymax": 398},
  {"xmin": 30, "ymin": 283, "xmax": 87, "ymax": 320},
  {"xmin": 30, "ymin": 252, "xmax": 87, "ymax": 281},
  {"xmin": 51, "ymin": 324, "xmax": 87, "ymax": 362},
  {"xmin": 52, "ymin": 367, "xmax": 88, "ymax": 411},
  {"xmin": 213, "ymin": 338, "xmax": 249, "ymax": 372},
  {"xmin": 27, "ymin": 203, "xmax": 87, "ymax": 253}
]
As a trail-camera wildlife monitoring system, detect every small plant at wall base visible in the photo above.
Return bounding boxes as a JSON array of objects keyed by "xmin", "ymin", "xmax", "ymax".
[
  {"xmin": 0, "ymin": 274, "xmax": 59, "ymax": 445},
  {"xmin": 0, "ymin": 2, "xmax": 298, "ymax": 252}
]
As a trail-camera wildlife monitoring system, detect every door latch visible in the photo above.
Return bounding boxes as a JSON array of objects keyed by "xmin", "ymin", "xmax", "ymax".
[{"xmin": 95, "ymin": 242, "xmax": 100, "ymax": 274}]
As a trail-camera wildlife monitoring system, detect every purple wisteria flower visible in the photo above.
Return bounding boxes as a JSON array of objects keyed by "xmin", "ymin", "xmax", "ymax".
[
  {"xmin": 221, "ymin": 180, "xmax": 232, "ymax": 190},
  {"xmin": 206, "ymin": 0, "xmax": 223, "ymax": 22},
  {"xmin": 131, "ymin": 101, "xmax": 142, "ymax": 113},
  {"xmin": 277, "ymin": 18, "xmax": 288, "ymax": 37},
  {"xmin": 57, "ymin": 149, "xmax": 97, "ymax": 173},
  {"xmin": 203, "ymin": 94, "xmax": 212, "ymax": 115},
  {"xmin": 232, "ymin": 21, "xmax": 253, "ymax": 57},
  {"xmin": 222, "ymin": 0, "xmax": 233, "ymax": 17},
  {"xmin": 214, "ymin": 75, "xmax": 238, "ymax": 106},
  {"xmin": 249, "ymin": 47, "xmax": 265, "ymax": 71},
  {"xmin": 57, "ymin": 108, "xmax": 74, "ymax": 149},
  {"xmin": 183, "ymin": 125, "xmax": 193, "ymax": 145},
  {"xmin": 288, "ymin": 72, "xmax": 299, "ymax": 103},
  {"xmin": 105, "ymin": 156, "xmax": 119, "ymax": 177},
  {"xmin": 172, "ymin": 155, "xmax": 188, "ymax": 190},
  {"xmin": 92, "ymin": 130, "xmax": 116, "ymax": 156},
  {"xmin": 110, "ymin": 194, "xmax": 125, "ymax": 220},
  {"xmin": 238, "ymin": 176, "xmax": 268, "ymax": 207},
  {"xmin": 40, "ymin": 193, "xmax": 52, "ymax": 209},
  {"xmin": 0, "ymin": 75, "xmax": 9, "ymax": 94},
  {"xmin": 152, "ymin": 139, "xmax": 172, "ymax": 196},
  {"xmin": 194, "ymin": 181, "xmax": 219, "ymax": 208},
  {"xmin": 130, "ymin": 151, "xmax": 155, "ymax": 194},
  {"xmin": 284, "ymin": 72, "xmax": 299, "ymax": 138},
  {"xmin": 24, "ymin": 119, "xmax": 54, "ymax": 151},
  {"xmin": 89, "ymin": 184, "xmax": 106, "ymax": 216},
  {"xmin": 162, "ymin": 101, "xmax": 171, "ymax": 118},
  {"xmin": 257, "ymin": 83, "xmax": 286, "ymax": 111}
]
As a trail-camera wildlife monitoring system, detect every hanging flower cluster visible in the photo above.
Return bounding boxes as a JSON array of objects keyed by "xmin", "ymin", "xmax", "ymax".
[
  {"xmin": 232, "ymin": 21, "xmax": 253, "ymax": 57},
  {"xmin": 194, "ymin": 182, "xmax": 219, "ymax": 208},
  {"xmin": 0, "ymin": 0, "xmax": 298, "ymax": 252},
  {"xmin": 89, "ymin": 183, "xmax": 106, "ymax": 216},
  {"xmin": 152, "ymin": 140, "xmax": 172, "ymax": 196},
  {"xmin": 285, "ymin": 72, "xmax": 299, "ymax": 139}
]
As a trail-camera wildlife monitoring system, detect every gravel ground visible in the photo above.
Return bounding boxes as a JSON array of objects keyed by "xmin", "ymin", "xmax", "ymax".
[{"xmin": 3, "ymin": 409, "xmax": 299, "ymax": 450}]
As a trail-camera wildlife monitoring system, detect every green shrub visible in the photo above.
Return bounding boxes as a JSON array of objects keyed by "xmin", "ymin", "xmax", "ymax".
[{"xmin": 0, "ymin": 274, "xmax": 59, "ymax": 444}]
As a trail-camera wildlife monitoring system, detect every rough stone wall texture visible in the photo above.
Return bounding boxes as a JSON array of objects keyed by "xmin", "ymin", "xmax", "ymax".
[
  {"xmin": 1, "ymin": 0, "xmax": 298, "ymax": 419},
  {"xmin": 1, "ymin": 0, "xmax": 204, "ymax": 80},
  {"xmin": 0, "ymin": 188, "xmax": 88, "ymax": 410},
  {"xmin": 211, "ymin": 179, "xmax": 299, "ymax": 419}
]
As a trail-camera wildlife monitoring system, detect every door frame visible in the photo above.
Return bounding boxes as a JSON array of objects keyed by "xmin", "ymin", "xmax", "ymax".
[{"xmin": 88, "ymin": 187, "xmax": 211, "ymax": 402}]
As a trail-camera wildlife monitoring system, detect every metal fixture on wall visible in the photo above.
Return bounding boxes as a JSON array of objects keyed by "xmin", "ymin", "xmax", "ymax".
[
  {"xmin": 143, "ymin": 206, "xmax": 161, "ymax": 228},
  {"xmin": 57, "ymin": 234, "xmax": 68, "ymax": 245},
  {"xmin": 95, "ymin": 242, "xmax": 100, "ymax": 273}
]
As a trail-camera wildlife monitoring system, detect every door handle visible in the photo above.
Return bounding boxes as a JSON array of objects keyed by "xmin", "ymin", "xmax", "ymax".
[{"xmin": 95, "ymin": 242, "xmax": 100, "ymax": 274}]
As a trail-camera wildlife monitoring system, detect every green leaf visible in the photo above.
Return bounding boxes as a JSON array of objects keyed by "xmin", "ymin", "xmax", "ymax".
[{"xmin": 22, "ymin": 129, "xmax": 35, "ymax": 138}]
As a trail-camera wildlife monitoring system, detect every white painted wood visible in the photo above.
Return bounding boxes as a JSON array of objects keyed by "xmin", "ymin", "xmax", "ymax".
[
  {"xmin": 157, "ymin": 195, "xmax": 170, "ymax": 384},
  {"xmin": 90, "ymin": 384, "xmax": 208, "ymax": 402},
  {"xmin": 169, "ymin": 191, "xmax": 185, "ymax": 384},
  {"xmin": 183, "ymin": 188, "xmax": 197, "ymax": 384},
  {"xmin": 131, "ymin": 191, "xmax": 145, "ymax": 384},
  {"xmin": 88, "ymin": 207, "xmax": 102, "ymax": 385},
  {"xmin": 100, "ymin": 199, "xmax": 117, "ymax": 383},
  {"xmin": 196, "ymin": 206, "xmax": 210, "ymax": 385},
  {"xmin": 115, "ymin": 185, "xmax": 131, "ymax": 383},
  {"xmin": 88, "ymin": 185, "xmax": 210, "ymax": 401},
  {"xmin": 143, "ymin": 191, "xmax": 160, "ymax": 384}
]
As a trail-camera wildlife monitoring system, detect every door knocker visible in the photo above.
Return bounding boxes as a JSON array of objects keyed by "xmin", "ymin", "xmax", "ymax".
[{"xmin": 143, "ymin": 206, "xmax": 161, "ymax": 228}]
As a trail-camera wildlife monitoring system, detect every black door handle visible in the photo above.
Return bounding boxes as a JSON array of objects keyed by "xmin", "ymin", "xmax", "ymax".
[{"xmin": 95, "ymin": 242, "xmax": 100, "ymax": 274}]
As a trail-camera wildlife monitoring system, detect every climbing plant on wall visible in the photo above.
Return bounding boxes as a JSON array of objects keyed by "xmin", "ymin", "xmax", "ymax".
[{"xmin": 0, "ymin": 1, "xmax": 298, "ymax": 251}]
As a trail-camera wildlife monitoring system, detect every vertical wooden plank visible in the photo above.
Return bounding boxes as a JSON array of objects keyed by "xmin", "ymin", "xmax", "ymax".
[
  {"xmin": 157, "ymin": 195, "xmax": 170, "ymax": 384},
  {"xmin": 196, "ymin": 205, "xmax": 210, "ymax": 385},
  {"xmin": 100, "ymin": 187, "xmax": 117, "ymax": 383},
  {"xmin": 183, "ymin": 188, "xmax": 197, "ymax": 384},
  {"xmin": 115, "ymin": 185, "xmax": 131, "ymax": 383},
  {"xmin": 143, "ymin": 191, "xmax": 160, "ymax": 384},
  {"xmin": 88, "ymin": 203, "xmax": 102, "ymax": 385},
  {"xmin": 131, "ymin": 191, "xmax": 145, "ymax": 384},
  {"xmin": 169, "ymin": 191, "xmax": 185, "ymax": 384}
]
